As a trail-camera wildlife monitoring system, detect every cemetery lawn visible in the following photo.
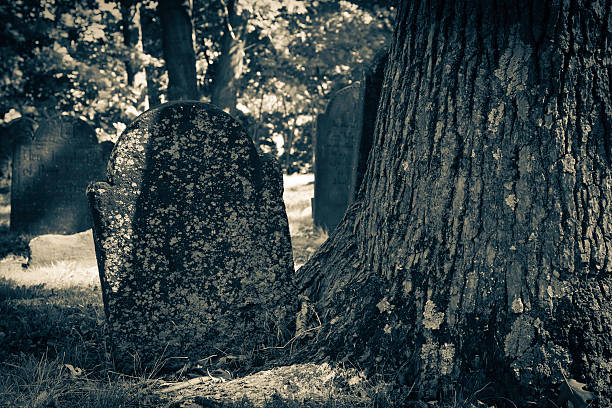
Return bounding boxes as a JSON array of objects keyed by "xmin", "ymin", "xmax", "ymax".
[{"xmin": 0, "ymin": 174, "xmax": 398, "ymax": 408}]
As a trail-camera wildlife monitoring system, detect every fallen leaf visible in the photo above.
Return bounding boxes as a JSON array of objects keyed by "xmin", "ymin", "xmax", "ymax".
[
  {"xmin": 63, "ymin": 363, "xmax": 83, "ymax": 378},
  {"xmin": 558, "ymin": 378, "xmax": 595, "ymax": 408}
]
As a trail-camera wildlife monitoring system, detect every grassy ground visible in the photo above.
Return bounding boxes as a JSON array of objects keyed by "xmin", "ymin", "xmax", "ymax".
[
  {"xmin": 0, "ymin": 174, "xmax": 497, "ymax": 407},
  {"xmin": 0, "ymin": 174, "xmax": 400, "ymax": 408}
]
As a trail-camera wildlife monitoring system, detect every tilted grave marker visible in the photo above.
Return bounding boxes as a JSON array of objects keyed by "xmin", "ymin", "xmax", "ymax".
[
  {"xmin": 87, "ymin": 101, "xmax": 296, "ymax": 371},
  {"xmin": 350, "ymin": 50, "xmax": 388, "ymax": 201}
]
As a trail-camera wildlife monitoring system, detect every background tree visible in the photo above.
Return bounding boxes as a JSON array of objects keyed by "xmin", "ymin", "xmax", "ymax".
[
  {"xmin": 209, "ymin": 0, "xmax": 248, "ymax": 115},
  {"xmin": 235, "ymin": 0, "xmax": 392, "ymax": 172},
  {"xmin": 297, "ymin": 0, "xmax": 611, "ymax": 406},
  {"xmin": 157, "ymin": 0, "xmax": 198, "ymax": 100},
  {"xmin": 0, "ymin": 0, "xmax": 393, "ymax": 172},
  {"xmin": 0, "ymin": 0, "xmax": 144, "ymax": 138}
]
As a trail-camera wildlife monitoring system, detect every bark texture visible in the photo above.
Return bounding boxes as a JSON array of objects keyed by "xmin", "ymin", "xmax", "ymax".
[
  {"xmin": 211, "ymin": 0, "xmax": 247, "ymax": 115},
  {"xmin": 157, "ymin": 0, "xmax": 198, "ymax": 101},
  {"xmin": 298, "ymin": 0, "xmax": 612, "ymax": 406}
]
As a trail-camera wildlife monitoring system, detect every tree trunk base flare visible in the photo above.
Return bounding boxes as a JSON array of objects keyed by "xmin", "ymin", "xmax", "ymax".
[{"xmin": 297, "ymin": 1, "xmax": 612, "ymax": 407}]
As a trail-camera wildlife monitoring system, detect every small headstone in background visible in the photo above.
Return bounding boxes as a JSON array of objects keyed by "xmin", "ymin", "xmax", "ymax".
[
  {"xmin": 10, "ymin": 117, "xmax": 113, "ymax": 235},
  {"xmin": 87, "ymin": 101, "xmax": 295, "ymax": 372},
  {"xmin": 350, "ymin": 50, "xmax": 388, "ymax": 201},
  {"xmin": 313, "ymin": 83, "xmax": 363, "ymax": 232},
  {"xmin": 313, "ymin": 51, "xmax": 388, "ymax": 232},
  {"xmin": 28, "ymin": 230, "xmax": 97, "ymax": 268}
]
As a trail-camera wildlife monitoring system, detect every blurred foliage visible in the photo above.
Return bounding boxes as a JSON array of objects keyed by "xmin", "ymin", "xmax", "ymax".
[{"xmin": 0, "ymin": 0, "xmax": 392, "ymax": 172}]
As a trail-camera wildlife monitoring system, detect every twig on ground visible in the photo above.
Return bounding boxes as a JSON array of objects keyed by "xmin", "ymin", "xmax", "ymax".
[
  {"xmin": 159, "ymin": 375, "xmax": 212, "ymax": 393},
  {"xmin": 258, "ymin": 324, "xmax": 322, "ymax": 352}
]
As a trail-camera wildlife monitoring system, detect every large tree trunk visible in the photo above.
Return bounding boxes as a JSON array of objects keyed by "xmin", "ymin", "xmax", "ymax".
[
  {"xmin": 157, "ymin": 0, "xmax": 198, "ymax": 101},
  {"xmin": 298, "ymin": 1, "xmax": 611, "ymax": 406},
  {"xmin": 210, "ymin": 0, "xmax": 247, "ymax": 115}
]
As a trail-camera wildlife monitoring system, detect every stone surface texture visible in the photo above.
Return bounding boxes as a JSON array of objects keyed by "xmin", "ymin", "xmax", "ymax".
[{"xmin": 87, "ymin": 101, "xmax": 295, "ymax": 371}]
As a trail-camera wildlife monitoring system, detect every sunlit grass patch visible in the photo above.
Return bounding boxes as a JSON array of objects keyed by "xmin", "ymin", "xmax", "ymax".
[
  {"xmin": 282, "ymin": 174, "xmax": 328, "ymax": 269},
  {"xmin": 1, "ymin": 260, "xmax": 100, "ymax": 289},
  {"xmin": 0, "ymin": 353, "xmax": 166, "ymax": 408}
]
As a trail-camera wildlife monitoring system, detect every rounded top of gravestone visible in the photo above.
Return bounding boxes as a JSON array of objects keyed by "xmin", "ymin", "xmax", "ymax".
[
  {"xmin": 33, "ymin": 116, "xmax": 97, "ymax": 145},
  {"xmin": 333, "ymin": 83, "xmax": 361, "ymax": 100},
  {"xmin": 324, "ymin": 83, "xmax": 361, "ymax": 117},
  {"xmin": 2, "ymin": 117, "xmax": 37, "ymax": 145},
  {"xmin": 106, "ymin": 100, "xmax": 259, "ymax": 191}
]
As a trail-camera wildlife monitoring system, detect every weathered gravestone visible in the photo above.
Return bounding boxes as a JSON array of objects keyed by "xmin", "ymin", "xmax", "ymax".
[
  {"xmin": 349, "ymin": 50, "xmax": 388, "ymax": 201},
  {"xmin": 87, "ymin": 101, "xmax": 295, "ymax": 371},
  {"xmin": 10, "ymin": 117, "xmax": 112, "ymax": 235},
  {"xmin": 313, "ymin": 52, "xmax": 387, "ymax": 232}
]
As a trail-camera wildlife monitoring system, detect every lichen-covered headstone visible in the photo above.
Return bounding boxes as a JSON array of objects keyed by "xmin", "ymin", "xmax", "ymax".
[
  {"xmin": 10, "ymin": 117, "xmax": 112, "ymax": 235},
  {"xmin": 87, "ymin": 101, "xmax": 295, "ymax": 372}
]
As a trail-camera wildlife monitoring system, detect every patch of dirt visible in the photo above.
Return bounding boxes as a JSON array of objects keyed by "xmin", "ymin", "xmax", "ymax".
[{"xmin": 159, "ymin": 363, "xmax": 371, "ymax": 407}]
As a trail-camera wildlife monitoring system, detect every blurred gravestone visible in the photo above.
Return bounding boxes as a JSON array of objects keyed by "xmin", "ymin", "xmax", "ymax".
[
  {"xmin": 350, "ymin": 50, "xmax": 388, "ymax": 201},
  {"xmin": 313, "ymin": 52, "xmax": 387, "ymax": 231},
  {"xmin": 10, "ymin": 117, "xmax": 112, "ymax": 235},
  {"xmin": 87, "ymin": 101, "xmax": 295, "ymax": 371},
  {"xmin": 0, "ymin": 118, "xmax": 37, "ymax": 230},
  {"xmin": 1, "ymin": 118, "xmax": 37, "ymax": 194},
  {"xmin": 313, "ymin": 83, "xmax": 363, "ymax": 232},
  {"xmin": 28, "ymin": 230, "xmax": 97, "ymax": 268}
]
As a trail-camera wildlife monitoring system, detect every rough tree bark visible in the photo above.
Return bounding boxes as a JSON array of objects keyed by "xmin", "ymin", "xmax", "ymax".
[
  {"xmin": 210, "ymin": 0, "xmax": 247, "ymax": 115},
  {"xmin": 157, "ymin": 0, "xmax": 198, "ymax": 101},
  {"xmin": 298, "ymin": 0, "xmax": 611, "ymax": 406}
]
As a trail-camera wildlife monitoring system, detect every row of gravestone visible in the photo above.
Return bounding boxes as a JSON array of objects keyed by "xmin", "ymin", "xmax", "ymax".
[
  {"xmin": 2, "ymin": 102, "xmax": 296, "ymax": 372},
  {"xmin": 2, "ymin": 51, "xmax": 386, "ymax": 238},
  {"xmin": 0, "ymin": 52, "xmax": 387, "ymax": 371},
  {"xmin": 313, "ymin": 51, "xmax": 387, "ymax": 231}
]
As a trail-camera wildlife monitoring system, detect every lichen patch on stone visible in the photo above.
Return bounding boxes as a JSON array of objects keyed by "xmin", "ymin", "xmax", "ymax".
[
  {"xmin": 87, "ymin": 101, "xmax": 296, "ymax": 372},
  {"xmin": 423, "ymin": 300, "xmax": 444, "ymax": 330}
]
